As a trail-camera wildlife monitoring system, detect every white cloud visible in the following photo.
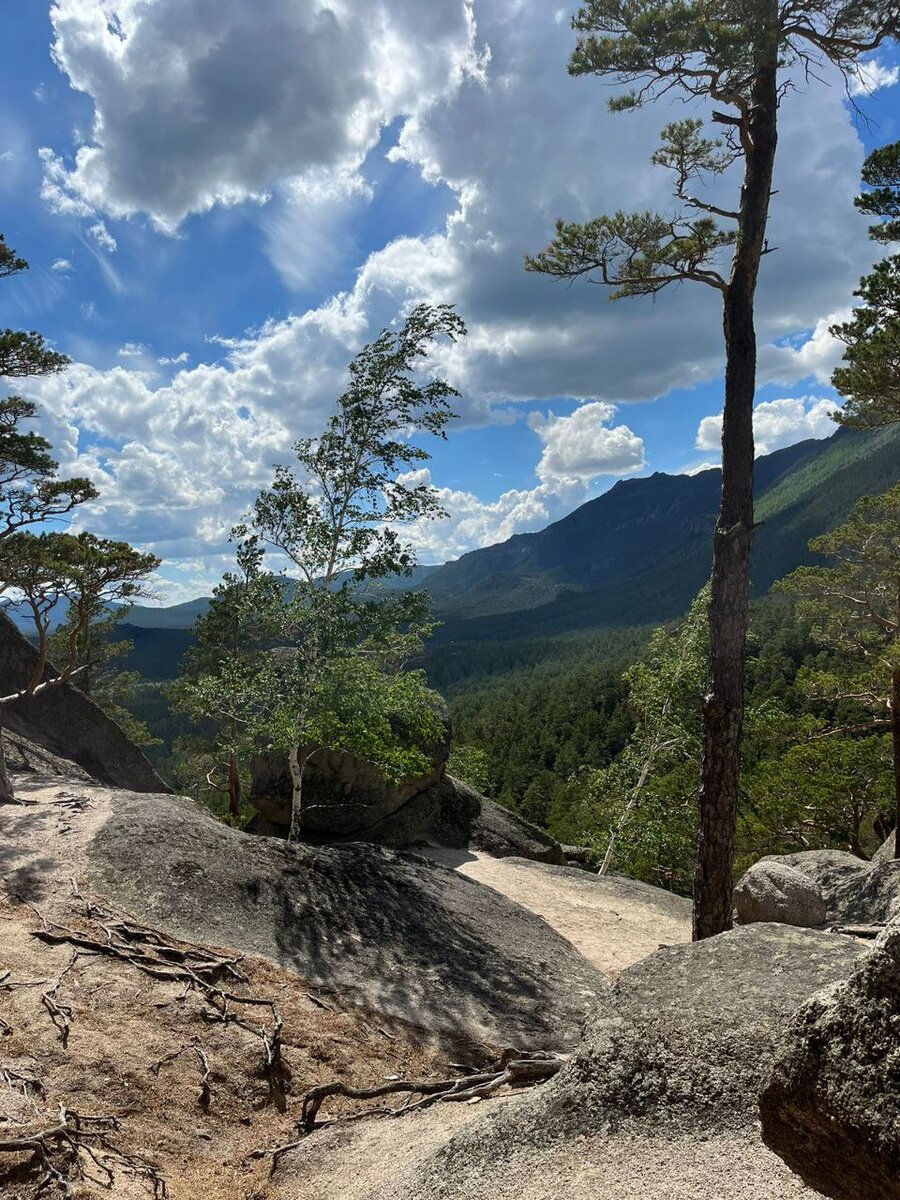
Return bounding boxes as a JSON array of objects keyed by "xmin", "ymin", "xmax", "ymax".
[
  {"xmin": 117, "ymin": 342, "xmax": 148, "ymax": 359},
  {"xmin": 529, "ymin": 401, "xmax": 644, "ymax": 483},
  {"xmin": 848, "ymin": 57, "xmax": 900, "ymax": 96},
  {"xmin": 158, "ymin": 351, "xmax": 190, "ymax": 367},
  {"xmin": 88, "ymin": 220, "xmax": 117, "ymax": 252},
  {"xmin": 44, "ymin": 0, "xmax": 485, "ymax": 232},
  {"xmin": 51, "ymin": 257, "xmax": 73, "ymax": 273},
  {"xmin": 26, "ymin": 0, "xmax": 884, "ymax": 587},
  {"xmin": 758, "ymin": 312, "xmax": 850, "ymax": 386},
  {"xmin": 0, "ymin": 150, "xmax": 13, "ymax": 164},
  {"xmin": 696, "ymin": 396, "xmax": 838, "ymax": 457}
]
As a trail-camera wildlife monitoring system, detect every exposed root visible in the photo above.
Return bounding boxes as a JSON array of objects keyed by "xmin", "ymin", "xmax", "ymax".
[
  {"xmin": 27, "ymin": 898, "xmax": 287, "ymax": 1098},
  {"xmin": 150, "ymin": 1040, "xmax": 213, "ymax": 1109},
  {"xmin": 0, "ymin": 1104, "xmax": 168, "ymax": 1197},
  {"xmin": 39, "ymin": 952, "xmax": 80, "ymax": 1048}
]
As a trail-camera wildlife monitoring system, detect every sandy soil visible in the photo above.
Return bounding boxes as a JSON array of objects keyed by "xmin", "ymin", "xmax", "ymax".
[{"xmin": 420, "ymin": 848, "xmax": 692, "ymax": 977}]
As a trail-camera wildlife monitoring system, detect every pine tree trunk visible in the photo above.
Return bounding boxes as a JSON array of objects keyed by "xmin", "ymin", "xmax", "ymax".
[
  {"xmin": 693, "ymin": 6, "xmax": 779, "ymax": 941},
  {"xmin": 892, "ymin": 666, "xmax": 900, "ymax": 860}
]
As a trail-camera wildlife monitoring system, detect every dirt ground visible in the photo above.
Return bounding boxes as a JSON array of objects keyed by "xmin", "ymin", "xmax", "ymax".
[
  {"xmin": 420, "ymin": 848, "xmax": 692, "ymax": 976},
  {"xmin": 0, "ymin": 777, "xmax": 479, "ymax": 1199}
]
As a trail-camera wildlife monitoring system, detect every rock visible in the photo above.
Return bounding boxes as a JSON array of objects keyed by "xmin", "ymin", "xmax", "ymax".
[
  {"xmin": 873, "ymin": 831, "xmax": 897, "ymax": 864},
  {"xmin": 562, "ymin": 844, "xmax": 602, "ymax": 871},
  {"xmin": 764, "ymin": 848, "xmax": 900, "ymax": 926},
  {"xmin": 86, "ymin": 788, "xmax": 605, "ymax": 1050},
  {"xmin": 362, "ymin": 925, "xmax": 867, "ymax": 1200},
  {"xmin": 428, "ymin": 775, "xmax": 565, "ymax": 865},
  {"xmin": 249, "ymin": 695, "xmax": 450, "ymax": 837},
  {"xmin": 760, "ymin": 917, "xmax": 900, "ymax": 1200},
  {"xmin": 0, "ymin": 612, "xmax": 166, "ymax": 793},
  {"xmin": 734, "ymin": 861, "xmax": 826, "ymax": 928}
]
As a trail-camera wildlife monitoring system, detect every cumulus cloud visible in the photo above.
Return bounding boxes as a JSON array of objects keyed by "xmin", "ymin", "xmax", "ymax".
[
  {"xmin": 51, "ymin": 257, "xmax": 73, "ymax": 273},
  {"xmin": 759, "ymin": 312, "xmax": 850, "ymax": 386},
  {"xmin": 44, "ymin": 0, "xmax": 485, "ymax": 231},
  {"xmin": 848, "ymin": 57, "xmax": 900, "ymax": 96},
  {"xmin": 28, "ymin": 0, "xmax": 883, "ymax": 589},
  {"xmin": 696, "ymin": 396, "xmax": 838, "ymax": 457},
  {"xmin": 158, "ymin": 351, "xmax": 190, "ymax": 367},
  {"xmin": 529, "ymin": 402, "xmax": 644, "ymax": 483}
]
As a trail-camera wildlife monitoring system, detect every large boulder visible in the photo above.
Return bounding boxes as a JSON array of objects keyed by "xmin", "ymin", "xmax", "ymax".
[
  {"xmin": 85, "ymin": 788, "xmax": 604, "ymax": 1050},
  {"xmin": 734, "ymin": 860, "xmax": 826, "ymax": 928},
  {"xmin": 428, "ymin": 775, "xmax": 565, "ymax": 865},
  {"xmin": 249, "ymin": 697, "xmax": 451, "ymax": 837},
  {"xmin": 361, "ymin": 925, "xmax": 867, "ymax": 1200},
  {"xmin": 764, "ymin": 848, "xmax": 900, "ymax": 926},
  {"xmin": 760, "ymin": 918, "xmax": 900, "ymax": 1200},
  {"xmin": 873, "ymin": 831, "xmax": 897, "ymax": 864},
  {"xmin": 0, "ymin": 612, "xmax": 166, "ymax": 793}
]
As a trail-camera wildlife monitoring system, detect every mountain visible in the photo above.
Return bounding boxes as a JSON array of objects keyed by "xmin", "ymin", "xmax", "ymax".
[
  {"xmin": 21, "ymin": 425, "xmax": 895, "ymax": 666},
  {"xmin": 426, "ymin": 424, "xmax": 900, "ymax": 643},
  {"xmin": 123, "ymin": 562, "xmax": 441, "ymax": 628}
]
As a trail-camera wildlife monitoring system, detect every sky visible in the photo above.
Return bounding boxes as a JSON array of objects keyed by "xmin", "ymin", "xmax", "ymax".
[{"xmin": 0, "ymin": 2, "xmax": 898, "ymax": 605}]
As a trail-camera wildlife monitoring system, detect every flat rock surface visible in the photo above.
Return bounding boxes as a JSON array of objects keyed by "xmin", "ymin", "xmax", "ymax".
[
  {"xmin": 83, "ymin": 788, "xmax": 606, "ymax": 1050},
  {"xmin": 420, "ymin": 850, "xmax": 691, "ymax": 976}
]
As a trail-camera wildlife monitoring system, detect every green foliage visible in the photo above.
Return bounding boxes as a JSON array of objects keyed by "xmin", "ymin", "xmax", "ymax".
[
  {"xmin": 447, "ymin": 744, "xmax": 492, "ymax": 795},
  {"xmin": 778, "ymin": 485, "xmax": 900, "ymax": 742},
  {"xmin": 0, "ymin": 531, "xmax": 159, "ymax": 700},
  {"xmin": 0, "ymin": 235, "xmax": 97, "ymax": 537},
  {"xmin": 832, "ymin": 141, "xmax": 900, "ymax": 430},
  {"xmin": 742, "ymin": 734, "xmax": 893, "ymax": 863},
  {"xmin": 182, "ymin": 305, "xmax": 465, "ymax": 837}
]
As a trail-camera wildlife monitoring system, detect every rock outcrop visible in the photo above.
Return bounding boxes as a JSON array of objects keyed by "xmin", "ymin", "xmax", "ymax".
[
  {"xmin": 249, "ymin": 698, "xmax": 450, "ymax": 837},
  {"xmin": 85, "ymin": 788, "xmax": 604, "ymax": 1050},
  {"xmin": 427, "ymin": 775, "xmax": 565, "ymax": 864},
  {"xmin": 360, "ymin": 924, "xmax": 866, "ymax": 1199},
  {"xmin": 763, "ymin": 847, "xmax": 900, "ymax": 925},
  {"xmin": 250, "ymin": 747, "xmax": 567, "ymax": 865},
  {"xmin": 0, "ymin": 612, "xmax": 166, "ymax": 793},
  {"xmin": 760, "ymin": 918, "xmax": 900, "ymax": 1200},
  {"xmin": 734, "ymin": 860, "xmax": 827, "ymax": 928}
]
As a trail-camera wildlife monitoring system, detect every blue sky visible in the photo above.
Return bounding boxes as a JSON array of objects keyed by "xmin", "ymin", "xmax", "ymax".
[{"xmin": 1, "ymin": 2, "xmax": 898, "ymax": 603}]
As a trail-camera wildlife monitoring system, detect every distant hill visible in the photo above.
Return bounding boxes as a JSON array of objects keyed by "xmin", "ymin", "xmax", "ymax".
[
  {"xmin": 123, "ymin": 563, "xmax": 441, "ymax": 628},
  {"xmin": 426, "ymin": 424, "xmax": 900, "ymax": 643},
  {"xmin": 21, "ymin": 424, "xmax": 896, "ymax": 678}
]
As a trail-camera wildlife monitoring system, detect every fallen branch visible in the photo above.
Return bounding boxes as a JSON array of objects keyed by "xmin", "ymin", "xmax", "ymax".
[{"xmin": 830, "ymin": 922, "xmax": 886, "ymax": 939}]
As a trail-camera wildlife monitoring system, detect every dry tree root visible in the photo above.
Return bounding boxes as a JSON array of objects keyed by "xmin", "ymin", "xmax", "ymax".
[
  {"xmin": 27, "ymin": 898, "xmax": 288, "ymax": 1100},
  {"xmin": 150, "ymin": 1040, "xmax": 213, "ymax": 1109},
  {"xmin": 251, "ymin": 1050, "xmax": 565, "ymax": 1169},
  {"xmin": 0, "ymin": 1104, "xmax": 168, "ymax": 1198},
  {"xmin": 300, "ymin": 1049, "xmax": 565, "ymax": 1130}
]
